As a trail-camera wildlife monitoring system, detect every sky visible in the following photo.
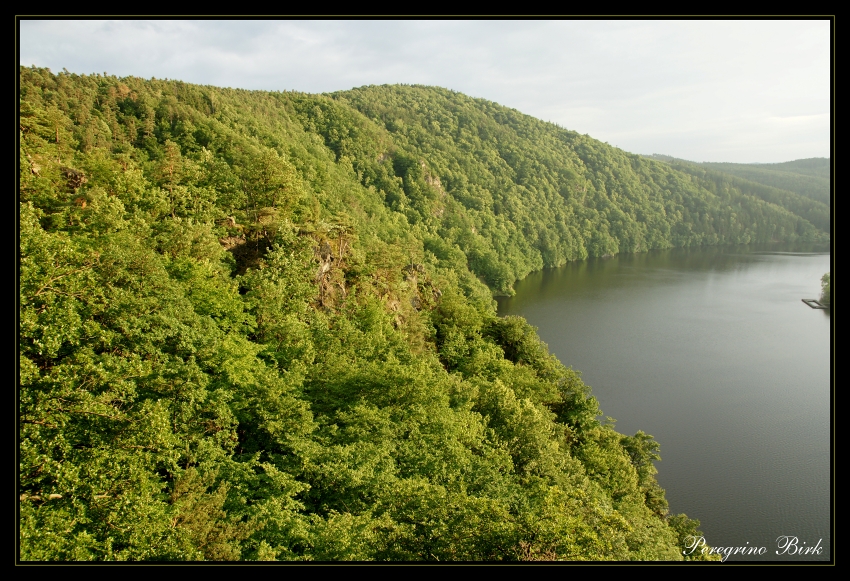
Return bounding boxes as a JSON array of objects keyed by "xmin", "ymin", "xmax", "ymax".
[{"xmin": 19, "ymin": 19, "xmax": 832, "ymax": 163}]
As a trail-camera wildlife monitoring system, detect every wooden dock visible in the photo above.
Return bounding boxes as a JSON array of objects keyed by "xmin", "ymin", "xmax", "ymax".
[{"xmin": 802, "ymin": 299, "xmax": 829, "ymax": 309}]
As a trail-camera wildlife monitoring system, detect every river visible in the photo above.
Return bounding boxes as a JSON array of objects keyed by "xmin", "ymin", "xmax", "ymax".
[{"xmin": 496, "ymin": 243, "xmax": 832, "ymax": 561}]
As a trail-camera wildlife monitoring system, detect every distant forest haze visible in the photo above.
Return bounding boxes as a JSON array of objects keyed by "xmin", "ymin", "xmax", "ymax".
[{"xmin": 18, "ymin": 66, "xmax": 828, "ymax": 561}]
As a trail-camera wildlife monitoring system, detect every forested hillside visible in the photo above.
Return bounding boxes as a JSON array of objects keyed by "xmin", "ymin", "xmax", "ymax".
[
  {"xmin": 316, "ymin": 86, "xmax": 827, "ymax": 294},
  {"xmin": 699, "ymin": 159, "xmax": 830, "ymax": 205},
  {"xmin": 648, "ymin": 154, "xmax": 831, "ymax": 208},
  {"xmin": 643, "ymin": 157, "xmax": 831, "ymax": 235},
  {"xmin": 19, "ymin": 65, "xmax": 821, "ymax": 561}
]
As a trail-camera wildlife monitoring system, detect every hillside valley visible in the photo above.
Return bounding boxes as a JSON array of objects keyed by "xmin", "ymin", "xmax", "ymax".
[{"xmin": 19, "ymin": 67, "xmax": 828, "ymax": 561}]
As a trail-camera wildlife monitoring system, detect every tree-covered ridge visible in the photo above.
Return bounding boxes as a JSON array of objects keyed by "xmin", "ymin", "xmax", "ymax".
[
  {"xmin": 17, "ymin": 66, "xmax": 739, "ymax": 561},
  {"xmin": 645, "ymin": 158, "xmax": 831, "ymax": 235},
  {"xmin": 700, "ymin": 159, "xmax": 831, "ymax": 205},
  {"xmin": 319, "ymin": 85, "xmax": 826, "ymax": 293},
  {"xmin": 650, "ymin": 155, "xmax": 831, "ymax": 207}
]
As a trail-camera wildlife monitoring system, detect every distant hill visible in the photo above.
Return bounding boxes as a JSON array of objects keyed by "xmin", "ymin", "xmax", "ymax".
[
  {"xmin": 756, "ymin": 158, "xmax": 831, "ymax": 180},
  {"xmin": 699, "ymin": 159, "xmax": 830, "ymax": 205},
  {"xmin": 646, "ymin": 155, "xmax": 831, "ymax": 232}
]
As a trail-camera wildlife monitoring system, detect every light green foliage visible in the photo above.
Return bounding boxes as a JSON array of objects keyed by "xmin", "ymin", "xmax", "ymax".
[
  {"xmin": 20, "ymin": 67, "xmax": 724, "ymax": 561},
  {"xmin": 666, "ymin": 514, "xmax": 723, "ymax": 561},
  {"xmin": 324, "ymin": 86, "xmax": 827, "ymax": 294}
]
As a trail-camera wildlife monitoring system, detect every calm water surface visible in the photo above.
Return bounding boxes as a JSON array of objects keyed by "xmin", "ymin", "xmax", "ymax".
[{"xmin": 497, "ymin": 244, "xmax": 832, "ymax": 561}]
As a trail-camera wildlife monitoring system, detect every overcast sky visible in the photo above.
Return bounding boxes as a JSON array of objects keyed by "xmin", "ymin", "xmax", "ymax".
[{"xmin": 19, "ymin": 19, "xmax": 831, "ymax": 163}]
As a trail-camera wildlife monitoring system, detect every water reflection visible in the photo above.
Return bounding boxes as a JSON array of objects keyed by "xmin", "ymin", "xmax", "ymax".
[{"xmin": 498, "ymin": 243, "xmax": 831, "ymax": 561}]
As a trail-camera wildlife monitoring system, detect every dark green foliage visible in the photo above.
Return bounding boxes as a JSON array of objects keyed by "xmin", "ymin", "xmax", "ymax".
[
  {"xmin": 820, "ymin": 273, "xmax": 831, "ymax": 307},
  {"xmin": 699, "ymin": 159, "xmax": 830, "ymax": 205},
  {"xmin": 655, "ymin": 159, "xmax": 830, "ymax": 234},
  {"xmin": 18, "ymin": 67, "xmax": 733, "ymax": 561}
]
